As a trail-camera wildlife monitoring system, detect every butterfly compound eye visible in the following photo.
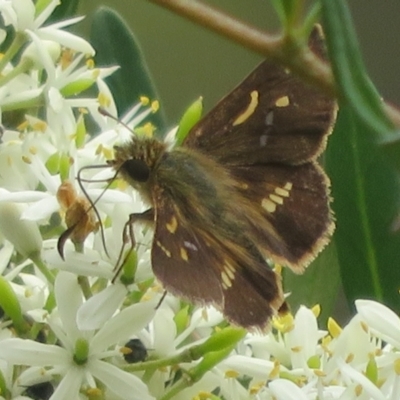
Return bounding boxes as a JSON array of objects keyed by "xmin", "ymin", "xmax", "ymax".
[{"xmin": 122, "ymin": 159, "xmax": 150, "ymax": 183}]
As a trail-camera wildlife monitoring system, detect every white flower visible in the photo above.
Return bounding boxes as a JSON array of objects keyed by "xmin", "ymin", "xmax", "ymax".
[
  {"xmin": 285, "ymin": 305, "xmax": 324, "ymax": 372},
  {"xmin": 356, "ymin": 299, "xmax": 400, "ymax": 348},
  {"xmin": 0, "ymin": 0, "xmax": 94, "ymax": 55},
  {"xmin": 0, "ymin": 271, "xmax": 156, "ymax": 399},
  {"xmin": 269, "ymin": 378, "xmax": 310, "ymax": 400}
]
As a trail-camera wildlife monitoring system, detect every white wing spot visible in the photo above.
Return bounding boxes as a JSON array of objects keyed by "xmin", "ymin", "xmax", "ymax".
[
  {"xmin": 156, "ymin": 241, "xmax": 172, "ymax": 258},
  {"xmin": 275, "ymin": 96, "xmax": 290, "ymax": 107},
  {"xmin": 284, "ymin": 182, "xmax": 293, "ymax": 191},
  {"xmin": 233, "ymin": 90, "xmax": 259, "ymax": 126},
  {"xmin": 260, "ymin": 134, "xmax": 268, "ymax": 147},
  {"xmin": 265, "ymin": 110, "xmax": 274, "ymax": 126},
  {"xmin": 269, "ymin": 194, "xmax": 284, "ymax": 205},
  {"xmin": 166, "ymin": 216, "xmax": 178, "ymax": 234},
  {"xmin": 275, "ymin": 187, "xmax": 290, "ymax": 197},
  {"xmin": 221, "ymin": 271, "xmax": 233, "ymax": 289},
  {"xmin": 224, "ymin": 265, "xmax": 235, "ymax": 280},
  {"xmin": 224, "ymin": 261, "xmax": 235, "ymax": 273},
  {"xmin": 180, "ymin": 247, "xmax": 189, "ymax": 261},
  {"xmin": 237, "ymin": 182, "xmax": 249, "ymax": 190},
  {"xmin": 183, "ymin": 241, "xmax": 198, "ymax": 251},
  {"xmin": 261, "ymin": 198, "xmax": 276, "ymax": 213}
]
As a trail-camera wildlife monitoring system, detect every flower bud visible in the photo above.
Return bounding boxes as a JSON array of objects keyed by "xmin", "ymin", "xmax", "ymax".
[{"xmin": 0, "ymin": 202, "xmax": 42, "ymax": 258}]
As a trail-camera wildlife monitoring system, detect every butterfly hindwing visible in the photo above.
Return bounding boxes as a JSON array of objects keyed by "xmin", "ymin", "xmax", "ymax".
[{"xmin": 231, "ymin": 162, "xmax": 333, "ymax": 270}]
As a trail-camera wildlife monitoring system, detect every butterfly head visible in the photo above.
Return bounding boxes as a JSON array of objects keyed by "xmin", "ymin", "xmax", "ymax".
[{"xmin": 108, "ymin": 136, "xmax": 166, "ymax": 201}]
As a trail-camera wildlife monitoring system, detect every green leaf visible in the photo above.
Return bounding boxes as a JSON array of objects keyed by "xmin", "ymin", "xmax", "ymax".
[
  {"xmin": 321, "ymin": 0, "xmax": 400, "ymax": 311},
  {"xmin": 326, "ymin": 106, "xmax": 400, "ymax": 311},
  {"xmin": 90, "ymin": 7, "xmax": 166, "ymax": 132},
  {"xmin": 320, "ymin": 0, "xmax": 394, "ymax": 139}
]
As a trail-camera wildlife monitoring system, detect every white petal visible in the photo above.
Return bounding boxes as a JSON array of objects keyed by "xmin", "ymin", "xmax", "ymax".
[
  {"xmin": 0, "ymin": 338, "xmax": 69, "ymax": 365},
  {"xmin": 90, "ymin": 300, "xmax": 157, "ymax": 354},
  {"xmin": 0, "ymin": 202, "xmax": 42, "ymax": 257},
  {"xmin": 90, "ymin": 359, "xmax": 154, "ymax": 400},
  {"xmin": 269, "ymin": 379, "xmax": 309, "ymax": 400},
  {"xmin": 48, "ymin": 87, "xmax": 64, "ymax": 113},
  {"xmin": 151, "ymin": 306, "xmax": 177, "ymax": 357},
  {"xmin": 0, "ymin": 29, "xmax": 6, "ymax": 45},
  {"xmin": 33, "ymin": 0, "xmax": 63, "ymax": 28},
  {"xmin": 41, "ymin": 16, "xmax": 85, "ymax": 31},
  {"xmin": 338, "ymin": 359, "xmax": 386, "ymax": 400},
  {"xmin": 50, "ymin": 367, "xmax": 83, "ymax": 400},
  {"xmin": 1, "ymin": 87, "xmax": 43, "ymax": 105},
  {"xmin": 55, "ymin": 271, "xmax": 83, "ymax": 343},
  {"xmin": 0, "ymin": 241, "xmax": 13, "ymax": 274},
  {"xmin": 97, "ymin": 65, "xmax": 120, "ymax": 79},
  {"xmin": 326, "ymin": 315, "xmax": 370, "ymax": 373},
  {"xmin": 25, "ymin": 31, "xmax": 57, "ymax": 79},
  {"xmin": 0, "ymin": 3, "xmax": 18, "ymax": 27},
  {"xmin": 220, "ymin": 355, "xmax": 276, "ymax": 380},
  {"xmin": 38, "ymin": 27, "xmax": 95, "ymax": 55},
  {"xmin": 12, "ymin": 0, "xmax": 35, "ymax": 30},
  {"xmin": 287, "ymin": 306, "xmax": 319, "ymax": 369},
  {"xmin": 172, "ymin": 371, "xmax": 220, "ymax": 400},
  {"xmin": 356, "ymin": 299, "xmax": 400, "ymax": 348},
  {"xmin": 43, "ymin": 246, "xmax": 113, "ymax": 279},
  {"xmin": 77, "ymin": 284, "xmax": 127, "ymax": 331},
  {"xmin": 21, "ymin": 196, "xmax": 59, "ymax": 220},
  {"xmin": 0, "ymin": 189, "xmax": 49, "ymax": 202},
  {"xmin": 22, "ymin": 38, "xmax": 60, "ymax": 69}
]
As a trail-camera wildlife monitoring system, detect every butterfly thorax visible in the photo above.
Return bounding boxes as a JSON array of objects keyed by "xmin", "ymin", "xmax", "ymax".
[{"xmin": 154, "ymin": 147, "xmax": 250, "ymax": 235}]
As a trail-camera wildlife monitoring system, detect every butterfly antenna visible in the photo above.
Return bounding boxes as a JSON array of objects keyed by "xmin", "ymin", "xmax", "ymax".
[
  {"xmin": 155, "ymin": 290, "xmax": 168, "ymax": 310},
  {"xmin": 76, "ymin": 164, "xmax": 120, "ymax": 259},
  {"xmin": 98, "ymin": 107, "xmax": 136, "ymax": 135}
]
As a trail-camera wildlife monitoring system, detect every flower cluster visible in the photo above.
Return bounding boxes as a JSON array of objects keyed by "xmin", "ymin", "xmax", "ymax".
[{"xmin": 0, "ymin": 1, "xmax": 399, "ymax": 400}]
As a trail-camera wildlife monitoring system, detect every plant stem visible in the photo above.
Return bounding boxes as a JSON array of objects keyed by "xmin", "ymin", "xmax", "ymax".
[
  {"xmin": 146, "ymin": 0, "xmax": 400, "ymax": 128},
  {"xmin": 146, "ymin": 0, "xmax": 336, "ymax": 97}
]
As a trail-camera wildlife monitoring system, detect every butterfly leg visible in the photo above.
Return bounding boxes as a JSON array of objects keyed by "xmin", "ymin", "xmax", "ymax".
[{"xmin": 112, "ymin": 208, "xmax": 154, "ymax": 283}]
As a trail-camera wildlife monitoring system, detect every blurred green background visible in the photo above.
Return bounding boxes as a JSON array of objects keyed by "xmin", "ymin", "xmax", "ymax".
[{"xmin": 78, "ymin": 1, "xmax": 399, "ymax": 128}]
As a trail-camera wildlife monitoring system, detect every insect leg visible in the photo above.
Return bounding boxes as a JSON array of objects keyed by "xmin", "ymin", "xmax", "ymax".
[{"xmin": 112, "ymin": 209, "xmax": 154, "ymax": 283}]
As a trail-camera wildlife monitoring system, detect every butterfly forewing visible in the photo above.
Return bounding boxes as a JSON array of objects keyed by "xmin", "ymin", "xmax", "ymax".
[
  {"xmin": 183, "ymin": 27, "xmax": 336, "ymax": 166},
  {"xmin": 151, "ymin": 186, "xmax": 223, "ymax": 305},
  {"xmin": 151, "ymin": 185, "xmax": 284, "ymax": 328}
]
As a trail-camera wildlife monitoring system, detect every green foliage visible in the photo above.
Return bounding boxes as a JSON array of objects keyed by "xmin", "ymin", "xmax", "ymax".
[
  {"xmin": 321, "ymin": 0, "xmax": 400, "ymax": 312},
  {"xmin": 90, "ymin": 7, "xmax": 167, "ymax": 133}
]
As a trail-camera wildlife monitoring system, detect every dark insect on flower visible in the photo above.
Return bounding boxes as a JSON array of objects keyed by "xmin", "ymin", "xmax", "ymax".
[
  {"xmin": 77, "ymin": 26, "xmax": 336, "ymax": 330},
  {"xmin": 23, "ymin": 381, "xmax": 54, "ymax": 400},
  {"xmin": 121, "ymin": 338, "xmax": 148, "ymax": 363}
]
